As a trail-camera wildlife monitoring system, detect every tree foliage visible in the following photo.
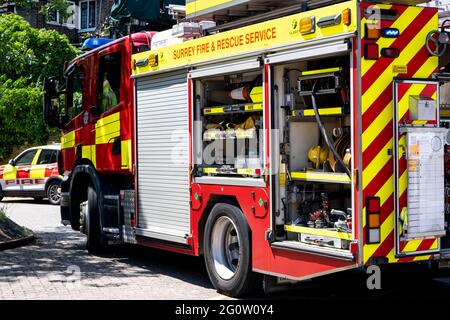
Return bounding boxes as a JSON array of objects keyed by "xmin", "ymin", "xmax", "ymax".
[{"xmin": 0, "ymin": 13, "xmax": 79, "ymax": 161}]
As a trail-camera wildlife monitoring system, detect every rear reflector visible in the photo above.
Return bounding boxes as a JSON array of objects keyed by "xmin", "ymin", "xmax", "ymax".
[
  {"xmin": 367, "ymin": 197, "xmax": 380, "ymax": 213},
  {"xmin": 364, "ymin": 43, "xmax": 379, "ymax": 60},
  {"xmin": 366, "ymin": 196, "xmax": 381, "ymax": 244}
]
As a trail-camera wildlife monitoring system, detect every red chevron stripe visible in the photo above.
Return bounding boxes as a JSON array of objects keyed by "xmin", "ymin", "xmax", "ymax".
[
  {"xmin": 362, "ymin": 66, "xmax": 435, "ymax": 173},
  {"xmin": 361, "ymin": 8, "xmax": 436, "ymax": 94},
  {"xmin": 363, "ymin": 160, "xmax": 393, "ymax": 198},
  {"xmin": 362, "ymin": 123, "xmax": 392, "ymax": 168}
]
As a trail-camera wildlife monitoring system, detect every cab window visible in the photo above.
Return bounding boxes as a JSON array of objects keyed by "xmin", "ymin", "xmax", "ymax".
[
  {"xmin": 98, "ymin": 52, "xmax": 121, "ymax": 113},
  {"xmin": 36, "ymin": 149, "xmax": 58, "ymax": 165},
  {"xmin": 15, "ymin": 150, "xmax": 38, "ymax": 166},
  {"xmin": 67, "ymin": 67, "xmax": 84, "ymax": 121}
]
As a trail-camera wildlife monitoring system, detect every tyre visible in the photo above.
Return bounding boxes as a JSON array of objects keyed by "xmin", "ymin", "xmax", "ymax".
[
  {"xmin": 46, "ymin": 180, "xmax": 61, "ymax": 205},
  {"xmin": 84, "ymin": 185, "xmax": 105, "ymax": 254},
  {"xmin": 203, "ymin": 203, "xmax": 260, "ymax": 297}
]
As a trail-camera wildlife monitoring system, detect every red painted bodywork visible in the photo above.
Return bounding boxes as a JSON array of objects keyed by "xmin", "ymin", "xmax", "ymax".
[{"xmin": 61, "ymin": 32, "xmax": 156, "ymax": 175}]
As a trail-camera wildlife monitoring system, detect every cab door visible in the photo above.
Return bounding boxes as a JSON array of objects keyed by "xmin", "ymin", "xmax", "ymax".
[
  {"xmin": 92, "ymin": 44, "xmax": 126, "ymax": 172},
  {"xmin": 12, "ymin": 149, "xmax": 39, "ymax": 193}
]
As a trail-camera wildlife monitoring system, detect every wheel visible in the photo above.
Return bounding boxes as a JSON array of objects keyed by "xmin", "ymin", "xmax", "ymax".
[
  {"xmin": 203, "ymin": 203, "xmax": 260, "ymax": 297},
  {"xmin": 46, "ymin": 180, "xmax": 61, "ymax": 205},
  {"xmin": 84, "ymin": 185, "xmax": 106, "ymax": 254}
]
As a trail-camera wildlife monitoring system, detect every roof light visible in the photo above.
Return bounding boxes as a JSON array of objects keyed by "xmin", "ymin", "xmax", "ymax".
[{"xmin": 300, "ymin": 16, "xmax": 315, "ymax": 35}]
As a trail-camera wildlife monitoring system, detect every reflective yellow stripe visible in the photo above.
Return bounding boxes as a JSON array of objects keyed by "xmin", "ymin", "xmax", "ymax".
[
  {"xmin": 95, "ymin": 112, "xmax": 120, "ymax": 145},
  {"xmin": 284, "ymin": 224, "xmax": 352, "ymax": 240},
  {"xmin": 203, "ymin": 168, "xmax": 218, "ymax": 174},
  {"xmin": 362, "ymin": 12, "xmax": 437, "ymax": 113},
  {"xmin": 291, "ymin": 171, "xmax": 351, "ymax": 183},
  {"xmin": 244, "ymin": 103, "xmax": 263, "ymax": 111},
  {"xmin": 3, "ymin": 164, "xmax": 17, "ymax": 180},
  {"xmin": 30, "ymin": 166, "xmax": 46, "ymax": 179},
  {"xmin": 300, "ymin": 67, "xmax": 341, "ymax": 76},
  {"xmin": 61, "ymin": 131, "xmax": 75, "ymax": 149},
  {"xmin": 302, "ymin": 107, "xmax": 343, "ymax": 116},
  {"xmin": 82, "ymin": 145, "xmax": 96, "ymax": 168},
  {"xmin": 203, "ymin": 167, "xmax": 258, "ymax": 175},
  {"xmin": 121, "ymin": 139, "xmax": 132, "ymax": 171}
]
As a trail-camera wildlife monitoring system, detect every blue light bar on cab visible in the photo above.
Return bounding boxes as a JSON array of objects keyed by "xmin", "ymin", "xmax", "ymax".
[{"xmin": 81, "ymin": 38, "xmax": 114, "ymax": 51}]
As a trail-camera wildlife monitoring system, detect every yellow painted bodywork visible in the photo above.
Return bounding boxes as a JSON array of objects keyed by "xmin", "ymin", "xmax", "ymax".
[
  {"xmin": 285, "ymin": 224, "xmax": 353, "ymax": 241},
  {"xmin": 132, "ymin": 0, "xmax": 357, "ymax": 75},
  {"xmin": 95, "ymin": 112, "xmax": 121, "ymax": 145}
]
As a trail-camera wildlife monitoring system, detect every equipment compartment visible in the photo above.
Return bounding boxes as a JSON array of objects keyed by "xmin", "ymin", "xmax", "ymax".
[
  {"xmin": 193, "ymin": 69, "xmax": 265, "ymax": 178},
  {"xmin": 272, "ymin": 53, "xmax": 354, "ymax": 252}
]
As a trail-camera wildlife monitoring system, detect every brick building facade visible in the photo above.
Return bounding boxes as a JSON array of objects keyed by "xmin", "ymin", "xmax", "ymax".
[{"xmin": 0, "ymin": 0, "xmax": 115, "ymax": 44}]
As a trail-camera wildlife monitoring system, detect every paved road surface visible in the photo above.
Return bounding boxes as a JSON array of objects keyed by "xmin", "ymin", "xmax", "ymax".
[
  {"xmin": 1, "ymin": 198, "xmax": 450, "ymax": 300},
  {"xmin": 0, "ymin": 198, "xmax": 225, "ymax": 300}
]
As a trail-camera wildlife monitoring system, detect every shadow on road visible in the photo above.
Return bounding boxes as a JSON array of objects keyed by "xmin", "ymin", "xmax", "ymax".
[
  {"xmin": 1, "ymin": 224, "xmax": 450, "ymax": 299},
  {"xmin": 0, "ymin": 227, "xmax": 214, "ymax": 292}
]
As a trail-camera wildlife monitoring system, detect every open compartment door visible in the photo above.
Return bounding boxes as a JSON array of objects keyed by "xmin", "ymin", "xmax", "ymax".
[{"xmin": 393, "ymin": 79, "xmax": 445, "ymax": 257}]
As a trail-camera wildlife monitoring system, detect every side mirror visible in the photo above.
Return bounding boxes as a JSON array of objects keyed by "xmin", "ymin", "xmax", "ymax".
[
  {"xmin": 43, "ymin": 77, "xmax": 62, "ymax": 128},
  {"xmin": 8, "ymin": 159, "xmax": 15, "ymax": 166}
]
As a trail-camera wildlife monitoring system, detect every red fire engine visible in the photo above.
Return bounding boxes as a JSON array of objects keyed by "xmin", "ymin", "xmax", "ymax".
[{"xmin": 44, "ymin": 0, "xmax": 450, "ymax": 297}]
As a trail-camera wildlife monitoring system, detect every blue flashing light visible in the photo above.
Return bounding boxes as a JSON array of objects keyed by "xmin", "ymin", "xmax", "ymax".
[
  {"xmin": 381, "ymin": 28, "xmax": 400, "ymax": 38},
  {"xmin": 81, "ymin": 38, "xmax": 114, "ymax": 51}
]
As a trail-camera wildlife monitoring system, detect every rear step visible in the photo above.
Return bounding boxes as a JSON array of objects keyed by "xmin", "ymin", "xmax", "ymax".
[
  {"xmin": 101, "ymin": 195, "xmax": 122, "ymax": 241},
  {"xmin": 271, "ymin": 241, "xmax": 355, "ymax": 262}
]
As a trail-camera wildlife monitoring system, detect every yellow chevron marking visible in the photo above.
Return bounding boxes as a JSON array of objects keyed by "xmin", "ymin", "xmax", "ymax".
[
  {"xmin": 364, "ymin": 211, "xmax": 394, "ymax": 263},
  {"xmin": 362, "ymin": 103, "xmax": 392, "ymax": 152},
  {"xmin": 362, "ymin": 58, "xmax": 437, "ymax": 154},
  {"xmin": 362, "ymin": 13, "xmax": 437, "ymax": 114},
  {"xmin": 362, "ymin": 138, "xmax": 392, "ymax": 188},
  {"xmin": 361, "ymin": 5, "xmax": 414, "ymax": 76},
  {"xmin": 414, "ymin": 254, "xmax": 433, "ymax": 261},
  {"xmin": 402, "ymin": 239, "xmax": 421, "ymax": 253}
]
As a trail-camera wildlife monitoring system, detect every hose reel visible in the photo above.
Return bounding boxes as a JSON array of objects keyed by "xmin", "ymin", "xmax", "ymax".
[{"xmin": 426, "ymin": 20, "xmax": 450, "ymax": 57}]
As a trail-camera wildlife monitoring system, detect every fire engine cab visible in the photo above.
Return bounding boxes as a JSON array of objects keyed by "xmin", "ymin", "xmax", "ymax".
[{"xmin": 44, "ymin": 0, "xmax": 450, "ymax": 296}]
